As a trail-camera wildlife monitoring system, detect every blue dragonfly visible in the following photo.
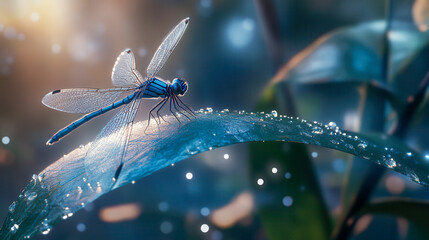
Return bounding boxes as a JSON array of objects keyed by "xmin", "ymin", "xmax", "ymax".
[{"xmin": 42, "ymin": 18, "xmax": 194, "ymax": 188}]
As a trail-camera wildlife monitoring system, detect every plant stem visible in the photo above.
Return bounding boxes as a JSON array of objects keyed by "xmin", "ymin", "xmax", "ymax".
[
  {"xmin": 254, "ymin": 0, "xmax": 283, "ymax": 70},
  {"xmin": 333, "ymin": 0, "xmax": 394, "ymax": 239}
]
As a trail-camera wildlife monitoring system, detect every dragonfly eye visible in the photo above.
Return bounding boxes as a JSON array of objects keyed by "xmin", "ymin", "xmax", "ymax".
[{"xmin": 172, "ymin": 82, "xmax": 182, "ymax": 95}]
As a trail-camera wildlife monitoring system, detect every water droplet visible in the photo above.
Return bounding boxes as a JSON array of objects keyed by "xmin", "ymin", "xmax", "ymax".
[
  {"xmin": 328, "ymin": 122, "xmax": 337, "ymax": 128},
  {"xmin": 41, "ymin": 228, "xmax": 51, "ymax": 235},
  {"xmin": 271, "ymin": 110, "xmax": 278, "ymax": 117},
  {"xmin": 406, "ymin": 152, "xmax": 412, "ymax": 157},
  {"xmin": 27, "ymin": 192, "xmax": 37, "ymax": 201},
  {"xmin": 311, "ymin": 126, "xmax": 323, "ymax": 134},
  {"xmin": 312, "ymin": 152, "xmax": 318, "ymax": 158},
  {"xmin": 271, "ymin": 167, "xmax": 278, "ymax": 174},
  {"xmin": 10, "ymin": 224, "xmax": 19, "ymax": 233},
  {"xmin": 41, "ymin": 219, "xmax": 51, "ymax": 235},
  {"xmin": 386, "ymin": 158, "xmax": 397, "ymax": 168},
  {"xmin": 131, "ymin": 180, "xmax": 135, "ymax": 184},
  {"xmin": 223, "ymin": 154, "xmax": 229, "ymax": 159},
  {"xmin": 9, "ymin": 201, "xmax": 16, "ymax": 213},
  {"xmin": 358, "ymin": 143, "xmax": 367, "ymax": 149},
  {"xmin": 257, "ymin": 178, "xmax": 264, "ymax": 185}
]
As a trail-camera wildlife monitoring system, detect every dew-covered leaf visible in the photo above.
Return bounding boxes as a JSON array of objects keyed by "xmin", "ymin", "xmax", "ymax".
[{"xmin": 1, "ymin": 110, "xmax": 428, "ymax": 239}]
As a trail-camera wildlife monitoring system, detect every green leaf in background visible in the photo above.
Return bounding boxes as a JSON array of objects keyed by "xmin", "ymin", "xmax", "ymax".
[
  {"xmin": 1, "ymin": 110, "xmax": 428, "ymax": 239},
  {"xmin": 358, "ymin": 198, "xmax": 429, "ymax": 233},
  {"xmin": 250, "ymin": 85, "xmax": 331, "ymax": 240},
  {"xmin": 271, "ymin": 21, "xmax": 429, "ymax": 99}
]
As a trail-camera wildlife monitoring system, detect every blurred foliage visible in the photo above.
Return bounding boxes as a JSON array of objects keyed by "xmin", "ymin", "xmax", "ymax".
[
  {"xmin": 358, "ymin": 198, "xmax": 429, "ymax": 230},
  {"xmin": 253, "ymin": 1, "xmax": 429, "ymax": 240}
]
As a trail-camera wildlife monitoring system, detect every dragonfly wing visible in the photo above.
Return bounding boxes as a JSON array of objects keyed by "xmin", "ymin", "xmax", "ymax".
[
  {"xmin": 112, "ymin": 49, "xmax": 144, "ymax": 87},
  {"xmin": 42, "ymin": 88, "xmax": 134, "ymax": 113},
  {"xmin": 146, "ymin": 18, "xmax": 190, "ymax": 78},
  {"xmin": 84, "ymin": 94, "xmax": 142, "ymax": 190}
]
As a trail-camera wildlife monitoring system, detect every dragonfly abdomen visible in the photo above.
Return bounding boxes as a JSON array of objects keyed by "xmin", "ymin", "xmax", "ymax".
[{"xmin": 47, "ymin": 92, "xmax": 138, "ymax": 145}]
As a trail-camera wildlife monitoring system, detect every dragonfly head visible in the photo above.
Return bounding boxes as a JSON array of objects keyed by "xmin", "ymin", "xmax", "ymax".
[{"xmin": 172, "ymin": 78, "xmax": 188, "ymax": 96}]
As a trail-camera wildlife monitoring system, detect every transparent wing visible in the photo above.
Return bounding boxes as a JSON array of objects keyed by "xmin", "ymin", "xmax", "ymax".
[
  {"xmin": 84, "ymin": 94, "xmax": 142, "ymax": 189},
  {"xmin": 112, "ymin": 49, "xmax": 144, "ymax": 87},
  {"xmin": 147, "ymin": 17, "xmax": 190, "ymax": 78},
  {"xmin": 42, "ymin": 88, "xmax": 134, "ymax": 113}
]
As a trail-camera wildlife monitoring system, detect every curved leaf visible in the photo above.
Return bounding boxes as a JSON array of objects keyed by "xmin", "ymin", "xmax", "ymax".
[
  {"xmin": 358, "ymin": 197, "xmax": 429, "ymax": 230},
  {"xmin": 1, "ymin": 110, "xmax": 428, "ymax": 239},
  {"xmin": 271, "ymin": 21, "xmax": 429, "ymax": 97}
]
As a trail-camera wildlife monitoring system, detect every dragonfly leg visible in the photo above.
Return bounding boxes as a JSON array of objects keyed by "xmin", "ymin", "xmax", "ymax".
[
  {"xmin": 156, "ymin": 97, "xmax": 169, "ymax": 123},
  {"xmin": 174, "ymin": 95, "xmax": 195, "ymax": 119},
  {"xmin": 172, "ymin": 95, "xmax": 191, "ymax": 120},
  {"xmin": 176, "ymin": 96, "xmax": 197, "ymax": 118},
  {"xmin": 145, "ymin": 98, "xmax": 166, "ymax": 133},
  {"xmin": 169, "ymin": 97, "xmax": 181, "ymax": 125}
]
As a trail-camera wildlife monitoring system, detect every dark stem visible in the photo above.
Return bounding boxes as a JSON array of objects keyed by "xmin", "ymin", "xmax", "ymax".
[
  {"xmin": 393, "ymin": 71, "xmax": 429, "ymax": 138},
  {"xmin": 333, "ymin": 0, "xmax": 394, "ymax": 239},
  {"xmin": 254, "ymin": 0, "xmax": 283, "ymax": 70},
  {"xmin": 254, "ymin": 0, "xmax": 298, "ymax": 116},
  {"xmin": 333, "ymin": 70, "xmax": 429, "ymax": 240}
]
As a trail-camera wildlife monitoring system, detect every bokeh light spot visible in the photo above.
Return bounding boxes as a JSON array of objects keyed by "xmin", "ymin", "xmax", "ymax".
[
  {"xmin": 51, "ymin": 44, "xmax": 61, "ymax": 54},
  {"xmin": 2, "ymin": 136, "xmax": 10, "ymax": 145},
  {"xmin": 385, "ymin": 175, "xmax": 405, "ymax": 195},
  {"xmin": 160, "ymin": 221, "xmax": 173, "ymax": 234},
  {"xmin": 30, "ymin": 12, "xmax": 40, "ymax": 22},
  {"xmin": 200, "ymin": 207, "xmax": 210, "ymax": 216},
  {"xmin": 226, "ymin": 18, "xmax": 255, "ymax": 49},
  {"xmin": 312, "ymin": 152, "xmax": 318, "ymax": 158},
  {"xmin": 186, "ymin": 172, "xmax": 193, "ymax": 180},
  {"xmin": 76, "ymin": 223, "xmax": 86, "ymax": 232},
  {"xmin": 200, "ymin": 224, "xmax": 209, "ymax": 233},
  {"xmin": 282, "ymin": 196, "xmax": 293, "ymax": 207}
]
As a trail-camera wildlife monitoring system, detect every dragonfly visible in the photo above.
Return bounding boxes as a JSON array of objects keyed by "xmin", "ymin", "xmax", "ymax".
[{"xmin": 42, "ymin": 17, "xmax": 194, "ymax": 188}]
